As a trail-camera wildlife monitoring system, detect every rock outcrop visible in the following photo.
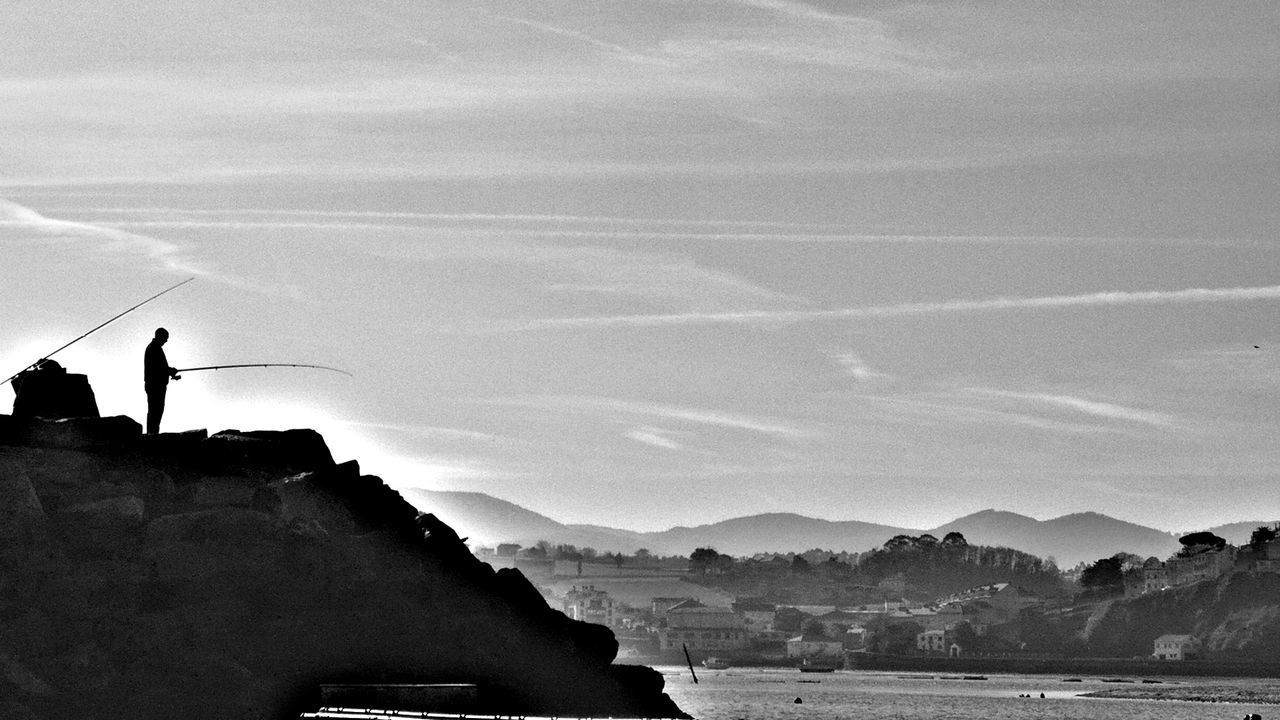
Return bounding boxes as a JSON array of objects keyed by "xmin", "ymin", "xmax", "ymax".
[{"xmin": 0, "ymin": 415, "xmax": 688, "ymax": 720}]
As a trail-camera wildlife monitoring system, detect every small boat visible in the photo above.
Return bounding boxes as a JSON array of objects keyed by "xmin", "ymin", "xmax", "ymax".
[{"xmin": 702, "ymin": 657, "xmax": 731, "ymax": 670}]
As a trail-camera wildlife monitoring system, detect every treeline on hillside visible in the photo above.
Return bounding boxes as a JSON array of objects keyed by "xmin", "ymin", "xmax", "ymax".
[
  {"xmin": 683, "ymin": 533, "xmax": 1067, "ymax": 605},
  {"xmin": 861, "ymin": 533, "xmax": 1064, "ymax": 599}
]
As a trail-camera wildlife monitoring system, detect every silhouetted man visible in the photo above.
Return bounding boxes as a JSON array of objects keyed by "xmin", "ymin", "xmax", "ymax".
[{"xmin": 144, "ymin": 327, "xmax": 180, "ymax": 434}]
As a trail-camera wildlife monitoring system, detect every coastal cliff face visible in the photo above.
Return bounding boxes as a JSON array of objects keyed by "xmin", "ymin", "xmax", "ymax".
[
  {"xmin": 1085, "ymin": 572, "xmax": 1280, "ymax": 659},
  {"xmin": 0, "ymin": 414, "xmax": 688, "ymax": 720}
]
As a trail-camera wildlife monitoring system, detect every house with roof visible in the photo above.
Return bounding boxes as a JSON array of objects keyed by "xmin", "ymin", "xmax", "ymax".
[
  {"xmin": 811, "ymin": 609, "xmax": 863, "ymax": 637},
  {"xmin": 786, "ymin": 634, "xmax": 844, "ymax": 659},
  {"xmin": 938, "ymin": 583, "xmax": 1039, "ymax": 627},
  {"xmin": 1141, "ymin": 556, "xmax": 1169, "ymax": 593},
  {"xmin": 1152, "ymin": 634, "xmax": 1200, "ymax": 660},
  {"xmin": 915, "ymin": 628, "xmax": 964, "ymax": 656},
  {"xmin": 916, "ymin": 629, "xmax": 946, "ymax": 653},
  {"xmin": 732, "ymin": 599, "xmax": 777, "ymax": 635},
  {"xmin": 659, "ymin": 604, "xmax": 747, "ymax": 654},
  {"xmin": 562, "ymin": 585, "xmax": 616, "ymax": 628}
]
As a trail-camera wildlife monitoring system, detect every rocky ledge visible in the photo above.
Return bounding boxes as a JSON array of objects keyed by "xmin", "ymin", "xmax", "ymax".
[{"xmin": 0, "ymin": 414, "xmax": 689, "ymax": 720}]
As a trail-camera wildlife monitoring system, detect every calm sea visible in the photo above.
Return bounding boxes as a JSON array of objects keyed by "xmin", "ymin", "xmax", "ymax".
[{"xmin": 655, "ymin": 667, "xmax": 1271, "ymax": 720}]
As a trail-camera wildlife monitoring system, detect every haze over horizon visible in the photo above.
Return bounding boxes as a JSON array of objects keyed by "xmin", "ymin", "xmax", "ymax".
[{"xmin": 4, "ymin": 1, "xmax": 1278, "ymax": 533}]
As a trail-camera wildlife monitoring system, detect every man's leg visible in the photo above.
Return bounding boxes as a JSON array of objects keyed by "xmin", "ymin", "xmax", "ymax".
[{"xmin": 146, "ymin": 384, "xmax": 166, "ymax": 434}]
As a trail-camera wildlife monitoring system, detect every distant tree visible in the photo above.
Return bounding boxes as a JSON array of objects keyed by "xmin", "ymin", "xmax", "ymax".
[
  {"xmin": 941, "ymin": 531, "xmax": 968, "ymax": 548},
  {"xmin": 690, "ymin": 547, "xmax": 722, "ymax": 575},
  {"xmin": 1079, "ymin": 556, "xmax": 1124, "ymax": 592},
  {"xmin": 635, "ymin": 548, "xmax": 653, "ymax": 562},
  {"xmin": 916, "ymin": 534, "xmax": 939, "ymax": 549},
  {"xmin": 1178, "ymin": 531, "xmax": 1227, "ymax": 556},
  {"xmin": 715, "ymin": 553, "xmax": 735, "ymax": 573},
  {"xmin": 821, "ymin": 556, "xmax": 851, "ymax": 575},
  {"xmin": 865, "ymin": 618, "xmax": 922, "ymax": 654},
  {"xmin": 554, "ymin": 544, "xmax": 583, "ymax": 561},
  {"xmin": 790, "ymin": 555, "xmax": 812, "ymax": 574},
  {"xmin": 883, "ymin": 535, "xmax": 915, "ymax": 551},
  {"xmin": 523, "ymin": 540, "xmax": 550, "ymax": 558},
  {"xmin": 581, "ymin": 546, "xmax": 598, "ymax": 561},
  {"xmin": 952, "ymin": 621, "xmax": 978, "ymax": 650},
  {"xmin": 1250, "ymin": 526, "xmax": 1278, "ymax": 548},
  {"xmin": 801, "ymin": 548, "xmax": 835, "ymax": 565}
]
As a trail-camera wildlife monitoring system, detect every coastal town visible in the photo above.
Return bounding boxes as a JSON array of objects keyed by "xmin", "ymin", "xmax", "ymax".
[{"xmin": 476, "ymin": 526, "xmax": 1280, "ymax": 669}]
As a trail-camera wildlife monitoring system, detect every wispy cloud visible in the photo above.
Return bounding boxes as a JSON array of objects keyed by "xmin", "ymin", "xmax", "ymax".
[
  {"xmin": 627, "ymin": 427, "xmax": 684, "ymax": 450},
  {"xmin": 42, "ymin": 206, "xmax": 848, "ymax": 229},
  {"xmin": 657, "ymin": 0, "xmax": 939, "ymax": 77},
  {"xmin": 515, "ymin": 285, "xmax": 1280, "ymax": 330},
  {"xmin": 337, "ymin": 419, "xmax": 511, "ymax": 443},
  {"xmin": 867, "ymin": 395, "xmax": 1110, "ymax": 435},
  {"xmin": 972, "ymin": 388, "xmax": 1175, "ymax": 427},
  {"xmin": 56, "ymin": 208, "xmax": 1206, "ymax": 246},
  {"xmin": 495, "ymin": 395, "xmax": 814, "ymax": 439},
  {"xmin": 488, "ymin": 14, "xmax": 672, "ymax": 67},
  {"xmin": 0, "ymin": 198, "xmax": 205, "ymax": 277},
  {"xmin": 734, "ymin": 0, "xmax": 861, "ymax": 24},
  {"xmin": 832, "ymin": 352, "xmax": 890, "ymax": 383}
]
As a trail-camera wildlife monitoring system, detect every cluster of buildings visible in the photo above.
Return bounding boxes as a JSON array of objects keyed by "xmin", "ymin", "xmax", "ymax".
[
  {"xmin": 1123, "ymin": 534, "xmax": 1280, "ymax": 660},
  {"xmin": 483, "ymin": 532, "xmax": 1280, "ymax": 665},
  {"xmin": 482, "ymin": 544, "xmax": 1049, "ymax": 663},
  {"xmin": 907, "ymin": 583, "xmax": 1043, "ymax": 657},
  {"xmin": 1124, "ymin": 534, "xmax": 1280, "ymax": 599}
]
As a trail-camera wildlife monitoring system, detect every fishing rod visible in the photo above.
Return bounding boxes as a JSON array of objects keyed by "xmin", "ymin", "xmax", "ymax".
[
  {"xmin": 173, "ymin": 363, "xmax": 352, "ymax": 377},
  {"xmin": 4, "ymin": 276, "xmax": 196, "ymax": 386}
]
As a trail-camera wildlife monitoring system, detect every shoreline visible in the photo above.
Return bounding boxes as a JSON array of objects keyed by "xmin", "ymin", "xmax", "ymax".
[
  {"xmin": 1083, "ymin": 685, "xmax": 1280, "ymax": 705},
  {"xmin": 844, "ymin": 653, "xmax": 1280, "ymax": 680},
  {"xmin": 625, "ymin": 653, "xmax": 1280, "ymax": 680}
]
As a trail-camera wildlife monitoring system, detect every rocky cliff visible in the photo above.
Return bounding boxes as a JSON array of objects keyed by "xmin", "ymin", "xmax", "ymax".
[{"xmin": 0, "ymin": 414, "xmax": 688, "ymax": 720}]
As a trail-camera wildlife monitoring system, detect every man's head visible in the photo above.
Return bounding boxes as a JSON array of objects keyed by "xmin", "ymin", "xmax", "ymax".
[{"xmin": 154, "ymin": 327, "xmax": 169, "ymax": 344}]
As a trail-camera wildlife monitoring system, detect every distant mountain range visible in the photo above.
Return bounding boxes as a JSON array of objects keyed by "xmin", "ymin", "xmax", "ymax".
[{"xmin": 406, "ymin": 489, "xmax": 1275, "ymax": 568}]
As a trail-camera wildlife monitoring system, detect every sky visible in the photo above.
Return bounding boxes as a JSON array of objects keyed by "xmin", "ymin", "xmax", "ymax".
[{"xmin": 3, "ymin": 0, "xmax": 1279, "ymax": 533}]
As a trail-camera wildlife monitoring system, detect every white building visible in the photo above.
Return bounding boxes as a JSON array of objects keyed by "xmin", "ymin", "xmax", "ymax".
[
  {"xmin": 916, "ymin": 629, "xmax": 946, "ymax": 653},
  {"xmin": 1152, "ymin": 634, "xmax": 1200, "ymax": 661},
  {"xmin": 562, "ymin": 585, "xmax": 616, "ymax": 627}
]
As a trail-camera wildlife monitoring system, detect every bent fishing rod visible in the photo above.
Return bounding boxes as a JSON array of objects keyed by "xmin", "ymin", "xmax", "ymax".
[
  {"xmin": 4, "ymin": 277, "xmax": 196, "ymax": 386},
  {"xmin": 173, "ymin": 363, "xmax": 352, "ymax": 377}
]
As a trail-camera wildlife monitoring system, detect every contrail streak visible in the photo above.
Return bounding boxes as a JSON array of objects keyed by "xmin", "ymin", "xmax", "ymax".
[{"xmin": 519, "ymin": 284, "xmax": 1280, "ymax": 330}]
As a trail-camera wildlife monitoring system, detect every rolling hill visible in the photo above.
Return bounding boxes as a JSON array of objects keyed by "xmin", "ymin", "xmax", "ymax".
[
  {"xmin": 405, "ymin": 490, "xmax": 1272, "ymax": 568},
  {"xmin": 929, "ymin": 510, "xmax": 1181, "ymax": 566},
  {"xmin": 406, "ymin": 489, "xmax": 652, "ymax": 552}
]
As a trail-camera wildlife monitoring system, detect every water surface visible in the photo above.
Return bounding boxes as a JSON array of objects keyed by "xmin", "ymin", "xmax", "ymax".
[{"xmin": 656, "ymin": 666, "xmax": 1272, "ymax": 720}]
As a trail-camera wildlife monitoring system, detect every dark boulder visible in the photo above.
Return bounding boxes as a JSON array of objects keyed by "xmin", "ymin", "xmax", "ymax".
[
  {"xmin": 200, "ymin": 429, "xmax": 335, "ymax": 476},
  {"xmin": 0, "ymin": 462, "xmax": 46, "ymax": 551},
  {"xmin": 56, "ymin": 496, "xmax": 145, "ymax": 530},
  {"xmin": 6, "ymin": 416, "xmax": 141, "ymax": 450},
  {"xmin": 144, "ymin": 507, "xmax": 283, "ymax": 546},
  {"xmin": 139, "ymin": 429, "xmax": 208, "ymax": 460}
]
